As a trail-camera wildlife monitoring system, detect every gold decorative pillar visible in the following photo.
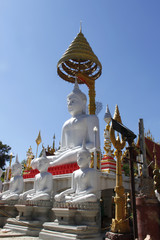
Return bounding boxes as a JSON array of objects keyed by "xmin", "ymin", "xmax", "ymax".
[
  {"xmin": 88, "ymin": 81, "xmax": 95, "ymax": 115},
  {"xmin": 110, "ymin": 105, "xmax": 130, "ymax": 233},
  {"xmin": 77, "ymin": 72, "xmax": 96, "ymax": 115}
]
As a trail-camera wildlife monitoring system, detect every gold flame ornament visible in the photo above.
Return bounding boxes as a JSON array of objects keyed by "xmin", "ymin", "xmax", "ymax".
[
  {"xmin": 110, "ymin": 105, "xmax": 130, "ymax": 233},
  {"xmin": 35, "ymin": 131, "xmax": 42, "ymax": 158}
]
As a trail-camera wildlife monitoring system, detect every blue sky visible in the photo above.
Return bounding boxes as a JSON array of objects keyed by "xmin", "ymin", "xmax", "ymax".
[{"xmin": 0, "ymin": 0, "xmax": 160, "ymax": 163}]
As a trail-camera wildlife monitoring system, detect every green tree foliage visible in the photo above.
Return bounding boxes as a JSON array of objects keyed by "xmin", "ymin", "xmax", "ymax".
[{"xmin": 0, "ymin": 141, "xmax": 11, "ymax": 169}]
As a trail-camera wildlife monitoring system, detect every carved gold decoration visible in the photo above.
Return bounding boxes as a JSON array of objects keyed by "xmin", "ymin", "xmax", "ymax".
[
  {"xmin": 153, "ymin": 144, "xmax": 160, "ymax": 194},
  {"xmin": 26, "ymin": 146, "xmax": 34, "ymax": 170},
  {"xmin": 90, "ymin": 151, "xmax": 100, "ymax": 169},
  {"xmin": 145, "ymin": 129, "xmax": 155, "ymax": 142},
  {"xmin": 104, "ymin": 123, "xmax": 114, "ymax": 157},
  {"xmin": 153, "ymin": 143, "xmax": 158, "ymax": 170},
  {"xmin": 110, "ymin": 105, "xmax": 130, "ymax": 233}
]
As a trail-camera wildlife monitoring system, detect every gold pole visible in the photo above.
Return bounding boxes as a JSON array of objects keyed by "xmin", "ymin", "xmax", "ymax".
[
  {"xmin": 110, "ymin": 105, "xmax": 130, "ymax": 233},
  {"xmin": 76, "ymin": 72, "xmax": 96, "ymax": 115}
]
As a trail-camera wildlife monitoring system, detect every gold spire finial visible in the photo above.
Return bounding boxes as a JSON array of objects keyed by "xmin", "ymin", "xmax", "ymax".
[
  {"xmin": 110, "ymin": 105, "xmax": 125, "ymax": 150},
  {"xmin": 80, "ymin": 21, "xmax": 82, "ymax": 33},
  {"xmin": 114, "ymin": 105, "xmax": 122, "ymax": 124}
]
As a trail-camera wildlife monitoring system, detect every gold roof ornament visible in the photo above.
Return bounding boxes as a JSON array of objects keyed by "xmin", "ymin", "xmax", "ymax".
[
  {"xmin": 57, "ymin": 30, "xmax": 102, "ymax": 84},
  {"xmin": 153, "ymin": 143, "xmax": 158, "ymax": 170}
]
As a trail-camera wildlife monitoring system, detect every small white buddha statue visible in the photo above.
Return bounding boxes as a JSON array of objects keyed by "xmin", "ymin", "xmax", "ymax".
[
  {"xmin": 0, "ymin": 156, "xmax": 23, "ymax": 201},
  {"xmin": 31, "ymin": 80, "xmax": 100, "ymax": 169},
  {"xmin": 20, "ymin": 150, "xmax": 53, "ymax": 201},
  {"xmin": 54, "ymin": 143, "xmax": 100, "ymax": 203},
  {"xmin": 0, "ymin": 168, "xmax": 3, "ymax": 192}
]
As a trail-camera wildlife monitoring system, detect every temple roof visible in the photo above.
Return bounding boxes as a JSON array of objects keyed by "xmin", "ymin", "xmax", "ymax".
[
  {"xmin": 145, "ymin": 137, "xmax": 160, "ymax": 168},
  {"xmin": 137, "ymin": 137, "xmax": 160, "ymax": 176}
]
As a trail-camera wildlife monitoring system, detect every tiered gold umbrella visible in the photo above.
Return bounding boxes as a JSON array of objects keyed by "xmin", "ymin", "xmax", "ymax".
[{"xmin": 57, "ymin": 29, "xmax": 102, "ymax": 114}]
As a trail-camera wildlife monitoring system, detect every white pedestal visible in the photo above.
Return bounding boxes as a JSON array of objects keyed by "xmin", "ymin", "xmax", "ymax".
[
  {"xmin": 40, "ymin": 202, "xmax": 102, "ymax": 240},
  {"xmin": 0, "ymin": 200, "xmax": 18, "ymax": 227},
  {"xmin": 4, "ymin": 200, "xmax": 53, "ymax": 237}
]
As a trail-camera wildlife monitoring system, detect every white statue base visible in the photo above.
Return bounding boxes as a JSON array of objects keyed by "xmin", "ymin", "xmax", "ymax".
[
  {"xmin": 4, "ymin": 200, "xmax": 53, "ymax": 237},
  {"xmin": 39, "ymin": 202, "xmax": 102, "ymax": 240},
  {"xmin": 0, "ymin": 200, "xmax": 18, "ymax": 227}
]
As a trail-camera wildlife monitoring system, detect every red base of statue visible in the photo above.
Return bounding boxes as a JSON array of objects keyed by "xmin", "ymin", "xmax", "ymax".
[{"xmin": 136, "ymin": 195, "xmax": 160, "ymax": 240}]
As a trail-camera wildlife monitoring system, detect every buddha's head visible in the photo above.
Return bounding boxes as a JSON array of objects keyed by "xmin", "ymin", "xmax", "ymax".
[
  {"xmin": 37, "ymin": 149, "xmax": 50, "ymax": 172},
  {"xmin": 12, "ymin": 156, "xmax": 22, "ymax": 176},
  {"xmin": 67, "ymin": 80, "xmax": 87, "ymax": 116},
  {"xmin": 77, "ymin": 142, "xmax": 90, "ymax": 168}
]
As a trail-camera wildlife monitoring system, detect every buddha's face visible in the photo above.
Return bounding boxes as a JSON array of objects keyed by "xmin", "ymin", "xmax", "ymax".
[
  {"xmin": 77, "ymin": 150, "xmax": 90, "ymax": 168},
  {"xmin": 38, "ymin": 158, "xmax": 49, "ymax": 172},
  {"xmin": 67, "ymin": 94, "xmax": 85, "ymax": 116},
  {"xmin": 12, "ymin": 164, "xmax": 21, "ymax": 176}
]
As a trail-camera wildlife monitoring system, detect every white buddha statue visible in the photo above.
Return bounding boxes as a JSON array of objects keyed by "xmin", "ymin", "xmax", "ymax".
[
  {"xmin": 31, "ymin": 81, "xmax": 100, "ymax": 169},
  {"xmin": 0, "ymin": 156, "xmax": 23, "ymax": 201},
  {"xmin": 0, "ymin": 168, "xmax": 3, "ymax": 192},
  {"xmin": 20, "ymin": 150, "xmax": 53, "ymax": 201},
  {"xmin": 54, "ymin": 143, "xmax": 100, "ymax": 203}
]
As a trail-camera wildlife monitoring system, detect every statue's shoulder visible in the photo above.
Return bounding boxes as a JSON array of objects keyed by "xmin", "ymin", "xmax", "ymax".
[
  {"xmin": 86, "ymin": 114, "xmax": 99, "ymax": 120},
  {"xmin": 16, "ymin": 175, "xmax": 23, "ymax": 180},
  {"xmin": 86, "ymin": 114, "xmax": 99, "ymax": 126},
  {"xmin": 62, "ymin": 118, "xmax": 72, "ymax": 128},
  {"xmin": 73, "ymin": 169, "xmax": 80, "ymax": 176},
  {"xmin": 45, "ymin": 171, "xmax": 53, "ymax": 178},
  {"xmin": 35, "ymin": 173, "xmax": 40, "ymax": 179}
]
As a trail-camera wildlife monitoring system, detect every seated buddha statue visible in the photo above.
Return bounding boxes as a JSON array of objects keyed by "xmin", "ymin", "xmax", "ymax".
[
  {"xmin": 20, "ymin": 150, "xmax": 53, "ymax": 201},
  {"xmin": 54, "ymin": 143, "xmax": 100, "ymax": 203},
  {"xmin": 31, "ymin": 80, "xmax": 100, "ymax": 169},
  {"xmin": 0, "ymin": 156, "xmax": 23, "ymax": 201}
]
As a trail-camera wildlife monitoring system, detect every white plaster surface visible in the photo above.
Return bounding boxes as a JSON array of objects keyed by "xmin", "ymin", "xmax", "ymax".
[
  {"xmin": 20, "ymin": 151, "xmax": 53, "ymax": 201},
  {"xmin": 54, "ymin": 146, "xmax": 100, "ymax": 203},
  {"xmin": 32, "ymin": 82, "xmax": 100, "ymax": 169},
  {"xmin": 0, "ymin": 161, "xmax": 23, "ymax": 201}
]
